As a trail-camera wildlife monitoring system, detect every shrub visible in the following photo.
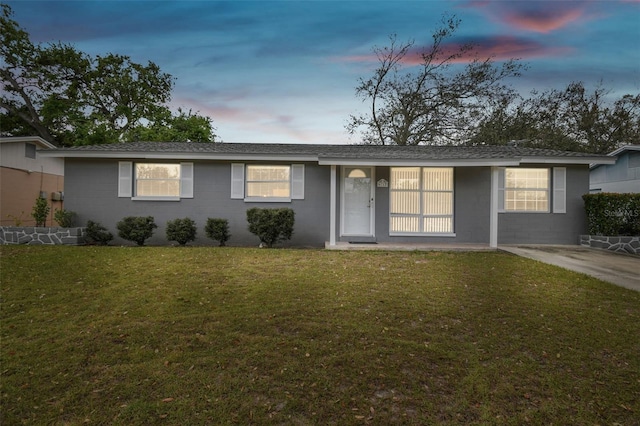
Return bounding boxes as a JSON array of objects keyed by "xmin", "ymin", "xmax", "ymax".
[
  {"xmin": 166, "ymin": 217, "xmax": 197, "ymax": 246},
  {"xmin": 246, "ymin": 207, "xmax": 294, "ymax": 248},
  {"xmin": 205, "ymin": 218, "xmax": 231, "ymax": 246},
  {"xmin": 85, "ymin": 220, "xmax": 114, "ymax": 245},
  {"xmin": 54, "ymin": 209, "xmax": 75, "ymax": 228},
  {"xmin": 6, "ymin": 212, "xmax": 25, "ymax": 226},
  {"xmin": 116, "ymin": 216, "xmax": 157, "ymax": 246},
  {"xmin": 31, "ymin": 197, "xmax": 50, "ymax": 226},
  {"xmin": 583, "ymin": 193, "xmax": 640, "ymax": 236}
]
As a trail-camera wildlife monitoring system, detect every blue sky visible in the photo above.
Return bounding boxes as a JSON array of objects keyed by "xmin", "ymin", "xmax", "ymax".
[{"xmin": 7, "ymin": 0, "xmax": 640, "ymax": 144}]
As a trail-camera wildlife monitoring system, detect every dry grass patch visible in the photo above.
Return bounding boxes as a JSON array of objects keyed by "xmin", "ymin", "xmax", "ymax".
[{"xmin": 1, "ymin": 246, "xmax": 639, "ymax": 425}]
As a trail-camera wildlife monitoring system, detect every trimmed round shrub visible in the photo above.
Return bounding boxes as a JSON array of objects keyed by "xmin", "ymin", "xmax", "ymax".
[
  {"xmin": 116, "ymin": 216, "xmax": 157, "ymax": 246},
  {"xmin": 85, "ymin": 220, "xmax": 114, "ymax": 245},
  {"xmin": 166, "ymin": 217, "xmax": 197, "ymax": 246},
  {"xmin": 246, "ymin": 207, "xmax": 294, "ymax": 248},
  {"xmin": 205, "ymin": 218, "xmax": 231, "ymax": 246}
]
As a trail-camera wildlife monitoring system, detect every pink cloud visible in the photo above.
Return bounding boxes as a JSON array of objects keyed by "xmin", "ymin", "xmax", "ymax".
[
  {"xmin": 335, "ymin": 36, "xmax": 572, "ymax": 66},
  {"xmin": 501, "ymin": 8, "xmax": 585, "ymax": 33},
  {"xmin": 436, "ymin": 36, "xmax": 572, "ymax": 62},
  {"xmin": 454, "ymin": 0, "xmax": 491, "ymax": 9},
  {"xmin": 459, "ymin": 0, "xmax": 593, "ymax": 33}
]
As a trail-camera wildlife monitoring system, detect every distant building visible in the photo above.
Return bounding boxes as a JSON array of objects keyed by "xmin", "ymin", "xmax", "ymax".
[
  {"xmin": 589, "ymin": 145, "xmax": 640, "ymax": 194},
  {"xmin": 0, "ymin": 137, "xmax": 65, "ymax": 226}
]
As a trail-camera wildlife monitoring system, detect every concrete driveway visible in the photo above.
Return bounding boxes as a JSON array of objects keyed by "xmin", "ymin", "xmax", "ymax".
[{"xmin": 500, "ymin": 245, "xmax": 640, "ymax": 292}]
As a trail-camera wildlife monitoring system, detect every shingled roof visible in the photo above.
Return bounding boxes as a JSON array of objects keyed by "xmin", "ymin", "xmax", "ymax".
[{"xmin": 39, "ymin": 142, "xmax": 615, "ymax": 165}]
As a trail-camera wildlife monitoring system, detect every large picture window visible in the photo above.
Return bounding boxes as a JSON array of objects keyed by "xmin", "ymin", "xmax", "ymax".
[
  {"xmin": 390, "ymin": 167, "xmax": 454, "ymax": 234},
  {"xmin": 503, "ymin": 168, "xmax": 549, "ymax": 212}
]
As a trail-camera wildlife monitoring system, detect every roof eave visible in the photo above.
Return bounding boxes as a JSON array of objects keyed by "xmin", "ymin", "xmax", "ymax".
[
  {"xmin": 37, "ymin": 151, "xmax": 319, "ymax": 162},
  {"xmin": 318, "ymin": 158, "xmax": 522, "ymax": 167},
  {"xmin": 1, "ymin": 136, "xmax": 57, "ymax": 150},
  {"xmin": 521, "ymin": 156, "xmax": 616, "ymax": 165},
  {"xmin": 606, "ymin": 144, "xmax": 640, "ymax": 157}
]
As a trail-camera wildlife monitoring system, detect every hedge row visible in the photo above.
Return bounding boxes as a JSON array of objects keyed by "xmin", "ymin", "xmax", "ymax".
[
  {"xmin": 84, "ymin": 208, "xmax": 294, "ymax": 247},
  {"xmin": 582, "ymin": 193, "xmax": 640, "ymax": 236},
  {"xmin": 87, "ymin": 217, "xmax": 231, "ymax": 246}
]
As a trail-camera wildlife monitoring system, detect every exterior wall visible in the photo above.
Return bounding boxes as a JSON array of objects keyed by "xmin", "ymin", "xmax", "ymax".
[
  {"xmin": 360, "ymin": 165, "xmax": 588, "ymax": 246},
  {"xmin": 64, "ymin": 159, "xmax": 593, "ymax": 247},
  {"xmin": 498, "ymin": 165, "xmax": 589, "ymax": 244},
  {"xmin": 0, "ymin": 140, "xmax": 65, "ymax": 226},
  {"xmin": 0, "ymin": 141, "xmax": 64, "ymax": 175},
  {"xmin": 590, "ymin": 151, "xmax": 640, "ymax": 193},
  {"xmin": 0, "ymin": 168, "xmax": 65, "ymax": 226},
  {"xmin": 357, "ymin": 166, "xmax": 491, "ymax": 244},
  {"xmin": 63, "ymin": 159, "xmax": 330, "ymax": 247}
]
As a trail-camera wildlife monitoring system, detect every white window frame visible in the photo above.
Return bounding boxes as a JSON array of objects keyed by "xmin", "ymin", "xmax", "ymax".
[
  {"xmin": 231, "ymin": 163, "xmax": 304, "ymax": 202},
  {"xmin": 118, "ymin": 161, "xmax": 193, "ymax": 201},
  {"xmin": 389, "ymin": 167, "xmax": 455, "ymax": 236},
  {"xmin": 498, "ymin": 167, "xmax": 566, "ymax": 213}
]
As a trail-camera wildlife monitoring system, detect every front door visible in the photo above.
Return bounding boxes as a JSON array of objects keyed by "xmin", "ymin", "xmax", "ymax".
[{"xmin": 341, "ymin": 167, "xmax": 374, "ymax": 236}]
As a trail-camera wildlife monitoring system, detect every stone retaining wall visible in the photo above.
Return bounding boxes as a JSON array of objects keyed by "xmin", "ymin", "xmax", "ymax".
[
  {"xmin": 0, "ymin": 226, "xmax": 86, "ymax": 245},
  {"xmin": 579, "ymin": 235, "xmax": 640, "ymax": 255}
]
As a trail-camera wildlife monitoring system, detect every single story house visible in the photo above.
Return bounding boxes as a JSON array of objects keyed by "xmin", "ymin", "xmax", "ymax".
[
  {"xmin": 0, "ymin": 136, "xmax": 65, "ymax": 226},
  {"xmin": 39, "ymin": 142, "xmax": 614, "ymax": 247},
  {"xmin": 589, "ymin": 145, "xmax": 639, "ymax": 193}
]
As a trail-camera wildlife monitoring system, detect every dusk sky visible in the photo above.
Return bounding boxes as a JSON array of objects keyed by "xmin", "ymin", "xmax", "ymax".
[{"xmin": 6, "ymin": 0, "xmax": 640, "ymax": 144}]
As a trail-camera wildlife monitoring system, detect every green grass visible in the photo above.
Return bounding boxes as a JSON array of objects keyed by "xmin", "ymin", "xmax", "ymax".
[{"xmin": 1, "ymin": 245, "xmax": 639, "ymax": 425}]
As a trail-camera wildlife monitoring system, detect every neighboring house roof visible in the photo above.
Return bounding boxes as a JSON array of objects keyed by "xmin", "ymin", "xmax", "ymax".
[
  {"xmin": 590, "ymin": 145, "xmax": 640, "ymax": 169},
  {"xmin": 39, "ymin": 142, "xmax": 615, "ymax": 166},
  {"xmin": 0, "ymin": 136, "xmax": 57, "ymax": 150}
]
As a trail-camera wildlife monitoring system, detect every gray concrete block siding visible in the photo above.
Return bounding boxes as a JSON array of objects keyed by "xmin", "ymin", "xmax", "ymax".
[
  {"xmin": 64, "ymin": 159, "xmax": 330, "ymax": 246},
  {"xmin": 40, "ymin": 143, "xmax": 614, "ymax": 247},
  {"xmin": 498, "ymin": 165, "xmax": 589, "ymax": 245},
  {"xmin": 63, "ymin": 157, "xmax": 593, "ymax": 247},
  {"xmin": 369, "ymin": 166, "xmax": 491, "ymax": 244}
]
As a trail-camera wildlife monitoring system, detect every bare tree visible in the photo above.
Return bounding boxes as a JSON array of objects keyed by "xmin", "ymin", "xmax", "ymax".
[{"xmin": 347, "ymin": 15, "xmax": 524, "ymax": 146}]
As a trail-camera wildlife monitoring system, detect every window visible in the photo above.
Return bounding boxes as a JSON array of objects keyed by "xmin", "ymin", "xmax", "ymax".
[
  {"xmin": 231, "ymin": 163, "xmax": 304, "ymax": 201},
  {"xmin": 390, "ymin": 167, "xmax": 454, "ymax": 234},
  {"xmin": 118, "ymin": 162, "xmax": 193, "ymax": 200},
  {"xmin": 25, "ymin": 143, "xmax": 36, "ymax": 159},
  {"xmin": 503, "ymin": 168, "xmax": 549, "ymax": 212},
  {"xmin": 247, "ymin": 165, "xmax": 291, "ymax": 198},
  {"xmin": 498, "ymin": 167, "xmax": 567, "ymax": 213},
  {"xmin": 136, "ymin": 164, "xmax": 181, "ymax": 197}
]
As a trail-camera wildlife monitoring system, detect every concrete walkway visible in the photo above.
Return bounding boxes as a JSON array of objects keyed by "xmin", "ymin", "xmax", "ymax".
[{"xmin": 500, "ymin": 245, "xmax": 640, "ymax": 292}]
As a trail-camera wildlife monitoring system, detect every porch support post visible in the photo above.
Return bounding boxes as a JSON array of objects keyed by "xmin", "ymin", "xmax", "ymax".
[
  {"xmin": 490, "ymin": 166, "xmax": 499, "ymax": 248},
  {"xmin": 329, "ymin": 165, "xmax": 337, "ymax": 246}
]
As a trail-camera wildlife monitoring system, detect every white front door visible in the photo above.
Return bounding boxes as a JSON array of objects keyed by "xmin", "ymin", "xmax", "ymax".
[{"xmin": 341, "ymin": 167, "xmax": 374, "ymax": 236}]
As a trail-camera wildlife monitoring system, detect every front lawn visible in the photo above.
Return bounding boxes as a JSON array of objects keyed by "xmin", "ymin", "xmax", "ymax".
[{"xmin": 1, "ymin": 246, "xmax": 638, "ymax": 425}]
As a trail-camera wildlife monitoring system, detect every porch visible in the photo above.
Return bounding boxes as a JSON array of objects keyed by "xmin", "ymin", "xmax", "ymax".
[{"xmin": 325, "ymin": 241, "xmax": 495, "ymax": 251}]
